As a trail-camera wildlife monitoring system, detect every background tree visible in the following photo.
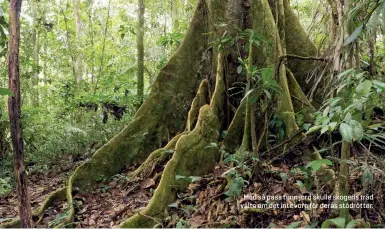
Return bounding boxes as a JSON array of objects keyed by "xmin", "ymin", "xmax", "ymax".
[
  {"xmin": 7, "ymin": 0, "xmax": 32, "ymax": 227},
  {"xmin": 137, "ymin": 0, "xmax": 145, "ymax": 105},
  {"xmin": 0, "ymin": 0, "xmax": 383, "ymax": 228}
]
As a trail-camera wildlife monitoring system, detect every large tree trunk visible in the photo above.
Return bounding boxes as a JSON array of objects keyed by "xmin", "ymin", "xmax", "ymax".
[
  {"xmin": 1, "ymin": 0, "xmax": 324, "ymax": 228},
  {"xmin": 8, "ymin": 0, "xmax": 32, "ymax": 227}
]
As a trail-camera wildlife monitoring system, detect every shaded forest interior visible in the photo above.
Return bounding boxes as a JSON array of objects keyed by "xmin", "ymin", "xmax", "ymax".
[{"xmin": 0, "ymin": 0, "xmax": 385, "ymax": 228}]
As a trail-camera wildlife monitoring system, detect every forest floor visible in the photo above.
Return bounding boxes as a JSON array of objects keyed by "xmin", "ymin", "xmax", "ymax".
[{"xmin": 0, "ymin": 148, "xmax": 384, "ymax": 228}]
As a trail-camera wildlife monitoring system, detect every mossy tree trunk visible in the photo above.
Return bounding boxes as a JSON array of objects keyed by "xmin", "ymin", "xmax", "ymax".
[{"xmin": 2, "ymin": 0, "xmax": 326, "ymax": 228}]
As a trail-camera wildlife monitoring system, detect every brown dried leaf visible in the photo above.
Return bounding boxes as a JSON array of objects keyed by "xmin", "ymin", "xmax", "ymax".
[
  {"xmin": 140, "ymin": 178, "xmax": 155, "ymax": 189},
  {"xmin": 189, "ymin": 216, "xmax": 205, "ymax": 228}
]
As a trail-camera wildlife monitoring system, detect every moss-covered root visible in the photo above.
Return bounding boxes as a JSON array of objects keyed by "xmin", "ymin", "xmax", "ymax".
[
  {"xmin": 119, "ymin": 54, "xmax": 225, "ymax": 228},
  {"xmin": 286, "ymin": 68, "xmax": 315, "ymax": 121},
  {"xmin": 131, "ymin": 80, "xmax": 210, "ymax": 179},
  {"xmin": 223, "ymin": 100, "xmax": 246, "ymax": 151},
  {"xmin": 0, "ymin": 187, "xmax": 67, "ymax": 228},
  {"xmin": 130, "ymin": 133, "xmax": 185, "ymax": 179},
  {"xmin": 62, "ymin": 0, "xmax": 212, "ymax": 193},
  {"xmin": 186, "ymin": 79, "xmax": 210, "ymax": 131}
]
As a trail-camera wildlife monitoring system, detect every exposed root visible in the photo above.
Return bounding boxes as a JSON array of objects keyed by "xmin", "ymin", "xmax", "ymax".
[
  {"xmin": 187, "ymin": 79, "xmax": 210, "ymax": 131},
  {"xmin": 131, "ymin": 79, "xmax": 210, "ymax": 179},
  {"xmin": 1, "ymin": 1, "xmax": 332, "ymax": 228},
  {"xmin": 119, "ymin": 53, "xmax": 225, "ymax": 228},
  {"xmin": 1, "ymin": 187, "xmax": 67, "ymax": 228},
  {"xmin": 224, "ymin": 100, "xmax": 246, "ymax": 151},
  {"xmin": 129, "ymin": 133, "xmax": 185, "ymax": 179},
  {"xmin": 287, "ymin": 68, "xmax": 315, "ymax": 120}
]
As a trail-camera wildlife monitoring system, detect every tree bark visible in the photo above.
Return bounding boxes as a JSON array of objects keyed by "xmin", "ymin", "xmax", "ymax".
[
  {"xmin": 31, "ymin": 0, "xmax": 40, "ymax": 107},
  {"xmin": 73, "ymin": 0, "xmax": 83, "ymax": 83},
  {"xmin": 171, "ymin": 0, "xmax": 179, "ymax": 32},
  {"xmin": 1, "ymin": 1, "xmax": 327, "ymax": 227},
  {"xmin": 8, "ymin": 0, "xmax": 32, "ymax": 227},
  {"xmin": 137, "ymin": 0, "xmax": 145, "ymax": 105}
]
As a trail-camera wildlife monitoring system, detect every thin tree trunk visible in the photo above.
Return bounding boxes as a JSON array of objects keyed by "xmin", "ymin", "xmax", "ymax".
[
  {"xmin": 339, "ymin": 141, "xmax": 350, "ymax": 220},
  {"xmin": 74, "ymin": 0, "xmax": 82, "ymax": 83},
  {"xmin": 31, "ymin": 0, "xmax": 40, "ymax": 106},
  {"xmin": 137, "ymin": 0, "xmax": 145, "ymax": 105},
  {"xmin": 369, "ymin": 34, "xmax": 375, "ymax": 76},
  {"xmin": 8, "ymin": 0, "xmax": 32, "ymax": 227},
  {"xmin": 94, "ymin": 0, "xmax": 111, "ymax": 94},
  {"xmin": 87, "ymin": 0, "xmax": 95, "ymax": 83},
  {"xmin": 171, "ymin": 0, "xmax": 179, "ymax": 32}
]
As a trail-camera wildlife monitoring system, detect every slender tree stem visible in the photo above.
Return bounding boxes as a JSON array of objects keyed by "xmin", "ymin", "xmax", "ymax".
[{"xmin": 8, "ymin": 0, "xmax": 32, "ymax": 227}]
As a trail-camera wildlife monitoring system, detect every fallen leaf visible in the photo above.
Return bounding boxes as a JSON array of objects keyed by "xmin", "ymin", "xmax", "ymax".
[
  {"xmin": 300, "ymin": 211, "xmax": 310, "ymax": 223},
  {"xmin": 189, "ymin": 216, "xmax": 205, "ymax": 227},
  {"xmin": 140, "ymin": 178, "xmax": 155, "ymax": 189},
  {"xmin": 89, "ymin": 218, "xmax": 96, "ymax": 225}
]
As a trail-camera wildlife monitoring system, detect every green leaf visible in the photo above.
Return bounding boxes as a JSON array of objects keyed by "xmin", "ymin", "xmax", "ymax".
[
  {"xmin": 188, "ymin": 176, "xmax": 201, "ymax": 182},
  {"xmin": 344, "ymin": 24, "xmax": 363, "ymax": 46},
  {"xmin": 362, "ymin": 168, "xmax": 373, "ymax": 185},
  {"xmin": 355, "ymin": 80, "xmax": 372, "ymax": 95},
  {"xmin": 305, "ymin": 222, "xmax": 319, "ymax": 228},
  {"xmin": 321, "ymin": 218, "xmax": 346, "ymax": 228},
  {"xmin": 323, "ymin": 106, "xmax": 330, "ymax": 117},
  {"xmin": 322, "ymin": 159, "xmax": 333, "ymax": 166},
  {"xmin": 305, "ymin": 125, "xmax": 323, "ymax": 135},
  {"xmin": 330, "ymin": 97, "xmax": 341, "ymax": 107},
  {"xmin": 321, "ymin": 125, "xmax": 329, "ymax": 134},
  {"xmin": 295, "ymin": 180, "xmax": 304, "ymax": 188},
  {"xmin": 346, "ymin": 220, "xmax": 358, "ymax": 229},
  {"xmin": 280, "ymin": 172, "xmax": 287, "ymax": 183},
  {"xmin": 339, "ymin": 123, "xmax": 353, "ymax": 143},
  {"xmin": 0, "ymin": 88, "xmax": 14, "ymax": 97},
  {"xmin": 306, "ymin": 159, "xmax": 331, "ymax": 171},
  {"xmin": 176, "ymin": 175, "xmax": 188, "ymax": 181},
  {"xmin": 302, "ymin": 123, "xmax": 311, "ymax": 131},
  {"xmin": 168, "ymin": 202, "xmax": 178, "ymax": 208},
  {"xmin": 237, "ymin": 65, "xmax": 243, "ymax": 74},
  {"xmin": 350, "ymin": 120, "xmax": 363, "ymax": 141},
  {"xmin": 372, "ymin": 80, "xmax": 385, "ymax": 92},
  {"xmin": 269, "ymin": 222, "xmax": 278, "ymax": 228},
  {"xmin": 206, "ymin": 142, "xmax": 218, "ymax": 148},
  {"xmin": 344, "ymin": 113, "xmax": 352, "ymax": 123},
  {"xmin": 225, "ymin": 176, "xmax": 244, "ymax": 197},
  {"xmin": 286, "ymin": 221, "xmax": 302, "ymax": 228},
  {"xmin": 329, "ymin": 122, "xmax": 338, "ymax": 131},
  {"xmin": 307, "ymin": 160, "xmax": 321, "ymax": 171}
]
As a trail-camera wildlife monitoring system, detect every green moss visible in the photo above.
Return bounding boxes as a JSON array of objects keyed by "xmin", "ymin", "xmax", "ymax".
[
  {"xmin": 120, "ymin": 54, "xmax": 225, "ymax": 228},
  {"xmin": 282, "ymin": 0, "xmax": 319, "ymax": 94},
  {"xmin": 187, "ymin": 80, "xmax": 209, "ymax": 131},
  {"xmin": 251, "ymin": 0, "xmax": 277, "ymax": 68},
  {"xmin": 286, "ymin": 68, "xmax": 315, "ymax": 121},
  {"xmin": 223, "ymin": 100, "xmax": 246, "ymax": 151},
  {"xmin": 0, "ymin": 187, "xmax": 67, "ymax": 228}
]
